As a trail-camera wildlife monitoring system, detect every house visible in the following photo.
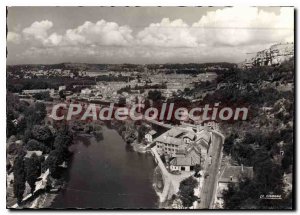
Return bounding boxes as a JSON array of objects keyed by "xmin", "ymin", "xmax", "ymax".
[
  {"xmin": 25, "ymin": 150, "xmax": 43, "ymax": 159},
  {"xmin": 145, "ymin": 130, "xmax": 158, "ymax": 143},
  {"xmin": 23, "ymin": 88, "xmax": 55, "ymax": 96},
  {"xmin": 12, "ymin": 119, "xmax": 19, "ymax": 126},
  {"xmin": 194, "ymin": 130, "xmax": 211, "ymax": 159},
  {"xmin": 170, "ymin": 144, "xmax": 202, "ymax": 171},
  {"xmin": 215, "ymin": 165, "xmax": 253, "ymax": 207},
  {"xmin": 182, "ymin": 132, "xmax": 195, "ymax": 144},
  {"xmin": 156, "ymin": 134, "xmax": 185, "ymax": 157},
  {"xmin": 58, "ymin": 85, "xmax": 66, "ymax": 91},
  {"xmin": 155, "ymin": 127, "xmax": 188, "ymax": 156},
  {"xmin": 81, "ymin": 88, "xmax": 92, "ymax": 95},
  {"xmin": 203, "ymin": 121, "xmax": 219, "ymax": 130},
  {"xmin": 155, "ymin": 125, "xmax": 211, "ymax": 159}
]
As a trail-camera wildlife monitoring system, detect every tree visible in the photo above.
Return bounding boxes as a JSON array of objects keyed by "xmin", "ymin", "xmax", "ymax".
[
  {"xmin": 43, "ymin": 149, "xmax": 64, "ymax": 177},
  {"xmin": 25, "ymin": 102, "xmax": 47, "ymax": 126},
  {"xmin": 16, "ymin": 118, "xmax": 27, "ymax": 134},
  {"xmin": 35, "ymin": 102, "xmax": 47, "ymax": 120},
  {"xmin": 26, "ymin": 139, "xmax": 48, "ymax": 153},
  {"xmin": 31, "ymin": 125, "xmax": 53, "ymax": 143},
  {"xmin": 148, "ymin": 90, "xmax": 164, "ymax": 102},
  {"xmin": 194, "ymin": 164, "xmax": 201, "ymax": 177},
  {"xmin": 33, "ymin": 92, "xmax": 52, "ymax": 101},
  {"xmin": 118, "ymin": 97, "xmax": 126, "ymax": 107},
  {"xmin": 223, "ymin": 150, "xmax": 285, "ymax": 209},
  {"xmin": 13, "ymin": 154, "xmax": 26, "ymax": 204},
  {"xmin": 53, "ymin": 134, "xmax": 72, "ymax": 156},
  {"xmin": 178, "ymin": 176, "xmax": 198, "ymax": 208},
  {"xmin": 231, "ymin": 142, "xmax": 255, "ymax": 166},
  {"xmin": 281, "ymin": 142, "xmax": 293, "ymax": 172},
  {"xmin": 137, "ymin": 125, "xmax": 148, "ymax": 143},
  {"xmin": 59, "ymin": 90, "xmax": 66, "ymax": 99},
  {"xmin": 224, "ymin": 133, "xmax": 238, "ymax": 155},
  {"xmin": 7, "ymin": 110, "xmax": 17, "ymax": 137},
  {"xmin": 25, "ymin": 153, "xmax": 41, "ymax": 193}
]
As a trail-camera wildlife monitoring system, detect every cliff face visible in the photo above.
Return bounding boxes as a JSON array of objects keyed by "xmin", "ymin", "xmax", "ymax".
[{"xmin": 242, "ymin": 42, "xmax": 294, "ymax": 68}]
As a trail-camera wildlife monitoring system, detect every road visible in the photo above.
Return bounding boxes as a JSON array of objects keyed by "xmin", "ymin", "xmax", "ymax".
[{"xmin": 198, "ymin": 132, "xmax": 223, "ymax": 209}]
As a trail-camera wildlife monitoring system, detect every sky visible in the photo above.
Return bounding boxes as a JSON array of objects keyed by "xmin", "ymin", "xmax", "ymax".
[{"xmin": 6, "ymin": 7, "xmax": 294, "ymax": 65}]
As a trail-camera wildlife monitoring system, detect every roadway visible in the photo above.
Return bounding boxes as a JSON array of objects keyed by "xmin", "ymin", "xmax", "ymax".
[{"xmin": 197, "ymin": 132, "xmax": 223, "ymax": 209}]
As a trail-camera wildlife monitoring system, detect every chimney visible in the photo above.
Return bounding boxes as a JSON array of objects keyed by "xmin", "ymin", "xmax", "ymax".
[{"xmin": 241, "ymin": 164, "xmax": 244, "ymax": 172}]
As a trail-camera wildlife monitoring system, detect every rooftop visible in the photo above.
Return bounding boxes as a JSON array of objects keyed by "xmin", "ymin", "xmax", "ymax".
[
  {"xmin": 170, "ymin": 146, "xmax": 201, "ymax": 166},
  {"xmin": 148, "ymin": 130, "xmax": 157, "ymax": 135},
  {"xmin": 155, "ymin": 135, "xmax": 184, "ymax": 146},
  {"xmin": 25, "ymin": 150, "xmax": 43, "ymax": 158},
  {"xmin": 195, "ymin": 129, "xmax": 211, "ymax": 143}
]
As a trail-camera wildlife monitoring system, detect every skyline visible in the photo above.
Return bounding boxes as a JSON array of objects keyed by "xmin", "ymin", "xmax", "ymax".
[{"xmin": 7, "ymin": 6, "xmax": 294, "ymax": 65}]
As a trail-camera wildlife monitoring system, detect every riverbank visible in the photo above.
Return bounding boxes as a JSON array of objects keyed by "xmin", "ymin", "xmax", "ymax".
[{"xmin": 50, "ymin": 126, "xmax": 158, "ymax": 209}]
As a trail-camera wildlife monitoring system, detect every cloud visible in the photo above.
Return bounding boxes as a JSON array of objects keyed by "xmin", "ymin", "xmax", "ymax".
[
  {"xmin": 22, "ymin": 20, "xmax": 53, "ymax": 41},
  {"xmin": 7, "ymin": 32, "xmax": 21, "ymax": 44},
  {"xmin": 136, "ymin": 7, "xmax": 293, "ymax": 48},
  {"xmin": 43, "ymin": 33, "xmax": 63, "ymax": 46},
  {"xmin": 8, "ymin": 7, "xmax": 294, "ymax": 64},
  {"xmin": 48, "ymin": 20, "xmax": 134, "ymax": 47},
  {"xmin": 19, "ymin": 19, "xmax": 134, "ymax": 48},
  {"xmin": 191, "ymin": 7, "xmax": 294, "ymax": 46},
  {"xmin": 137, "ymin": 18, "xmax": 197, "ymax": 48}
]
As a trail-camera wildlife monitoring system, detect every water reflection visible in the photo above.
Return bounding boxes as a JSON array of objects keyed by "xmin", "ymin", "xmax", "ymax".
[{"xmin": 51, "ymin": 126, "xmax": 158, "ymax": 209}]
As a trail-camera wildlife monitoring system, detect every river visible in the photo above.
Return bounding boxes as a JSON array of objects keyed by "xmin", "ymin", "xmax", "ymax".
[{"xmin": 51, "ymin": 126, "xmax": 158, "ymax": 209}]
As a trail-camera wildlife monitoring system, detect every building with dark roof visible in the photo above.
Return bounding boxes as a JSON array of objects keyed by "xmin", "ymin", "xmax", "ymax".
[{"xmin": 215, "ymin": 165, "xmax": 254, "ymax": 207}]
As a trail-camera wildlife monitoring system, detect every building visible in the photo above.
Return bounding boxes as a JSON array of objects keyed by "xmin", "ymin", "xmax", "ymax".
[
  {"xmin": 215, "ymin": 165, "xmax": 254, "ymax": 207},
  {"xmin": 155, "ymin": 126, "xmax": 211, "ymax": 171},
  {"xmin": 25, "ymin": 150, "xmax": 43, "ymax": 159},
  {"xmin": 155, "ymin": 127, "xmax": 192, "ymax": 156},
  {"xmin": 156, "ymin": 134, "xmax": 185, "ymax": 157},
  {"xmin": 58, "ymin": 85, "xmax": 66, "ymax": 91},
  {"xmin": 81, "ymin": 88, "xmax": 92, "ymax": 95},
  {"xmin": 170, "ymin": 143, "xmax": 202, "ymax": 171},
  {"xmin": 23, "ymin": 88, "xmax": 55, "ymax": 96},
  {"xmin": 145, "ymin": 130, "xmax": 158, "ymax": 143}
]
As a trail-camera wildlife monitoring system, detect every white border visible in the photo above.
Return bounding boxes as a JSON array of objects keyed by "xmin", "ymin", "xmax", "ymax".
[{"xmin": 1, "ymin": 1, "xmax": 298, "ymax": 214}]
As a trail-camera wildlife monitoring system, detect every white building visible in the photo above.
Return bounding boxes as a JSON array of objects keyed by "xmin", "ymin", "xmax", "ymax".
[{"xmin": 58, "ymin": 85, "xmax": 66, "ymax": 91}]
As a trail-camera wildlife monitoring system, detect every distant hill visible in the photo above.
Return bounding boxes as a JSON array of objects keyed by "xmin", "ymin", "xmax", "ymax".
[{"xmin": 7, "ymin": 62, "xmax": 237, "ymax": 73}]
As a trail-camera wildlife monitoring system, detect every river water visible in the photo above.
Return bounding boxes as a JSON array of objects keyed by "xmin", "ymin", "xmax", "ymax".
[{"xmin": 51, "ymin": 126, "xmax": 158, "ymax": 209}]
